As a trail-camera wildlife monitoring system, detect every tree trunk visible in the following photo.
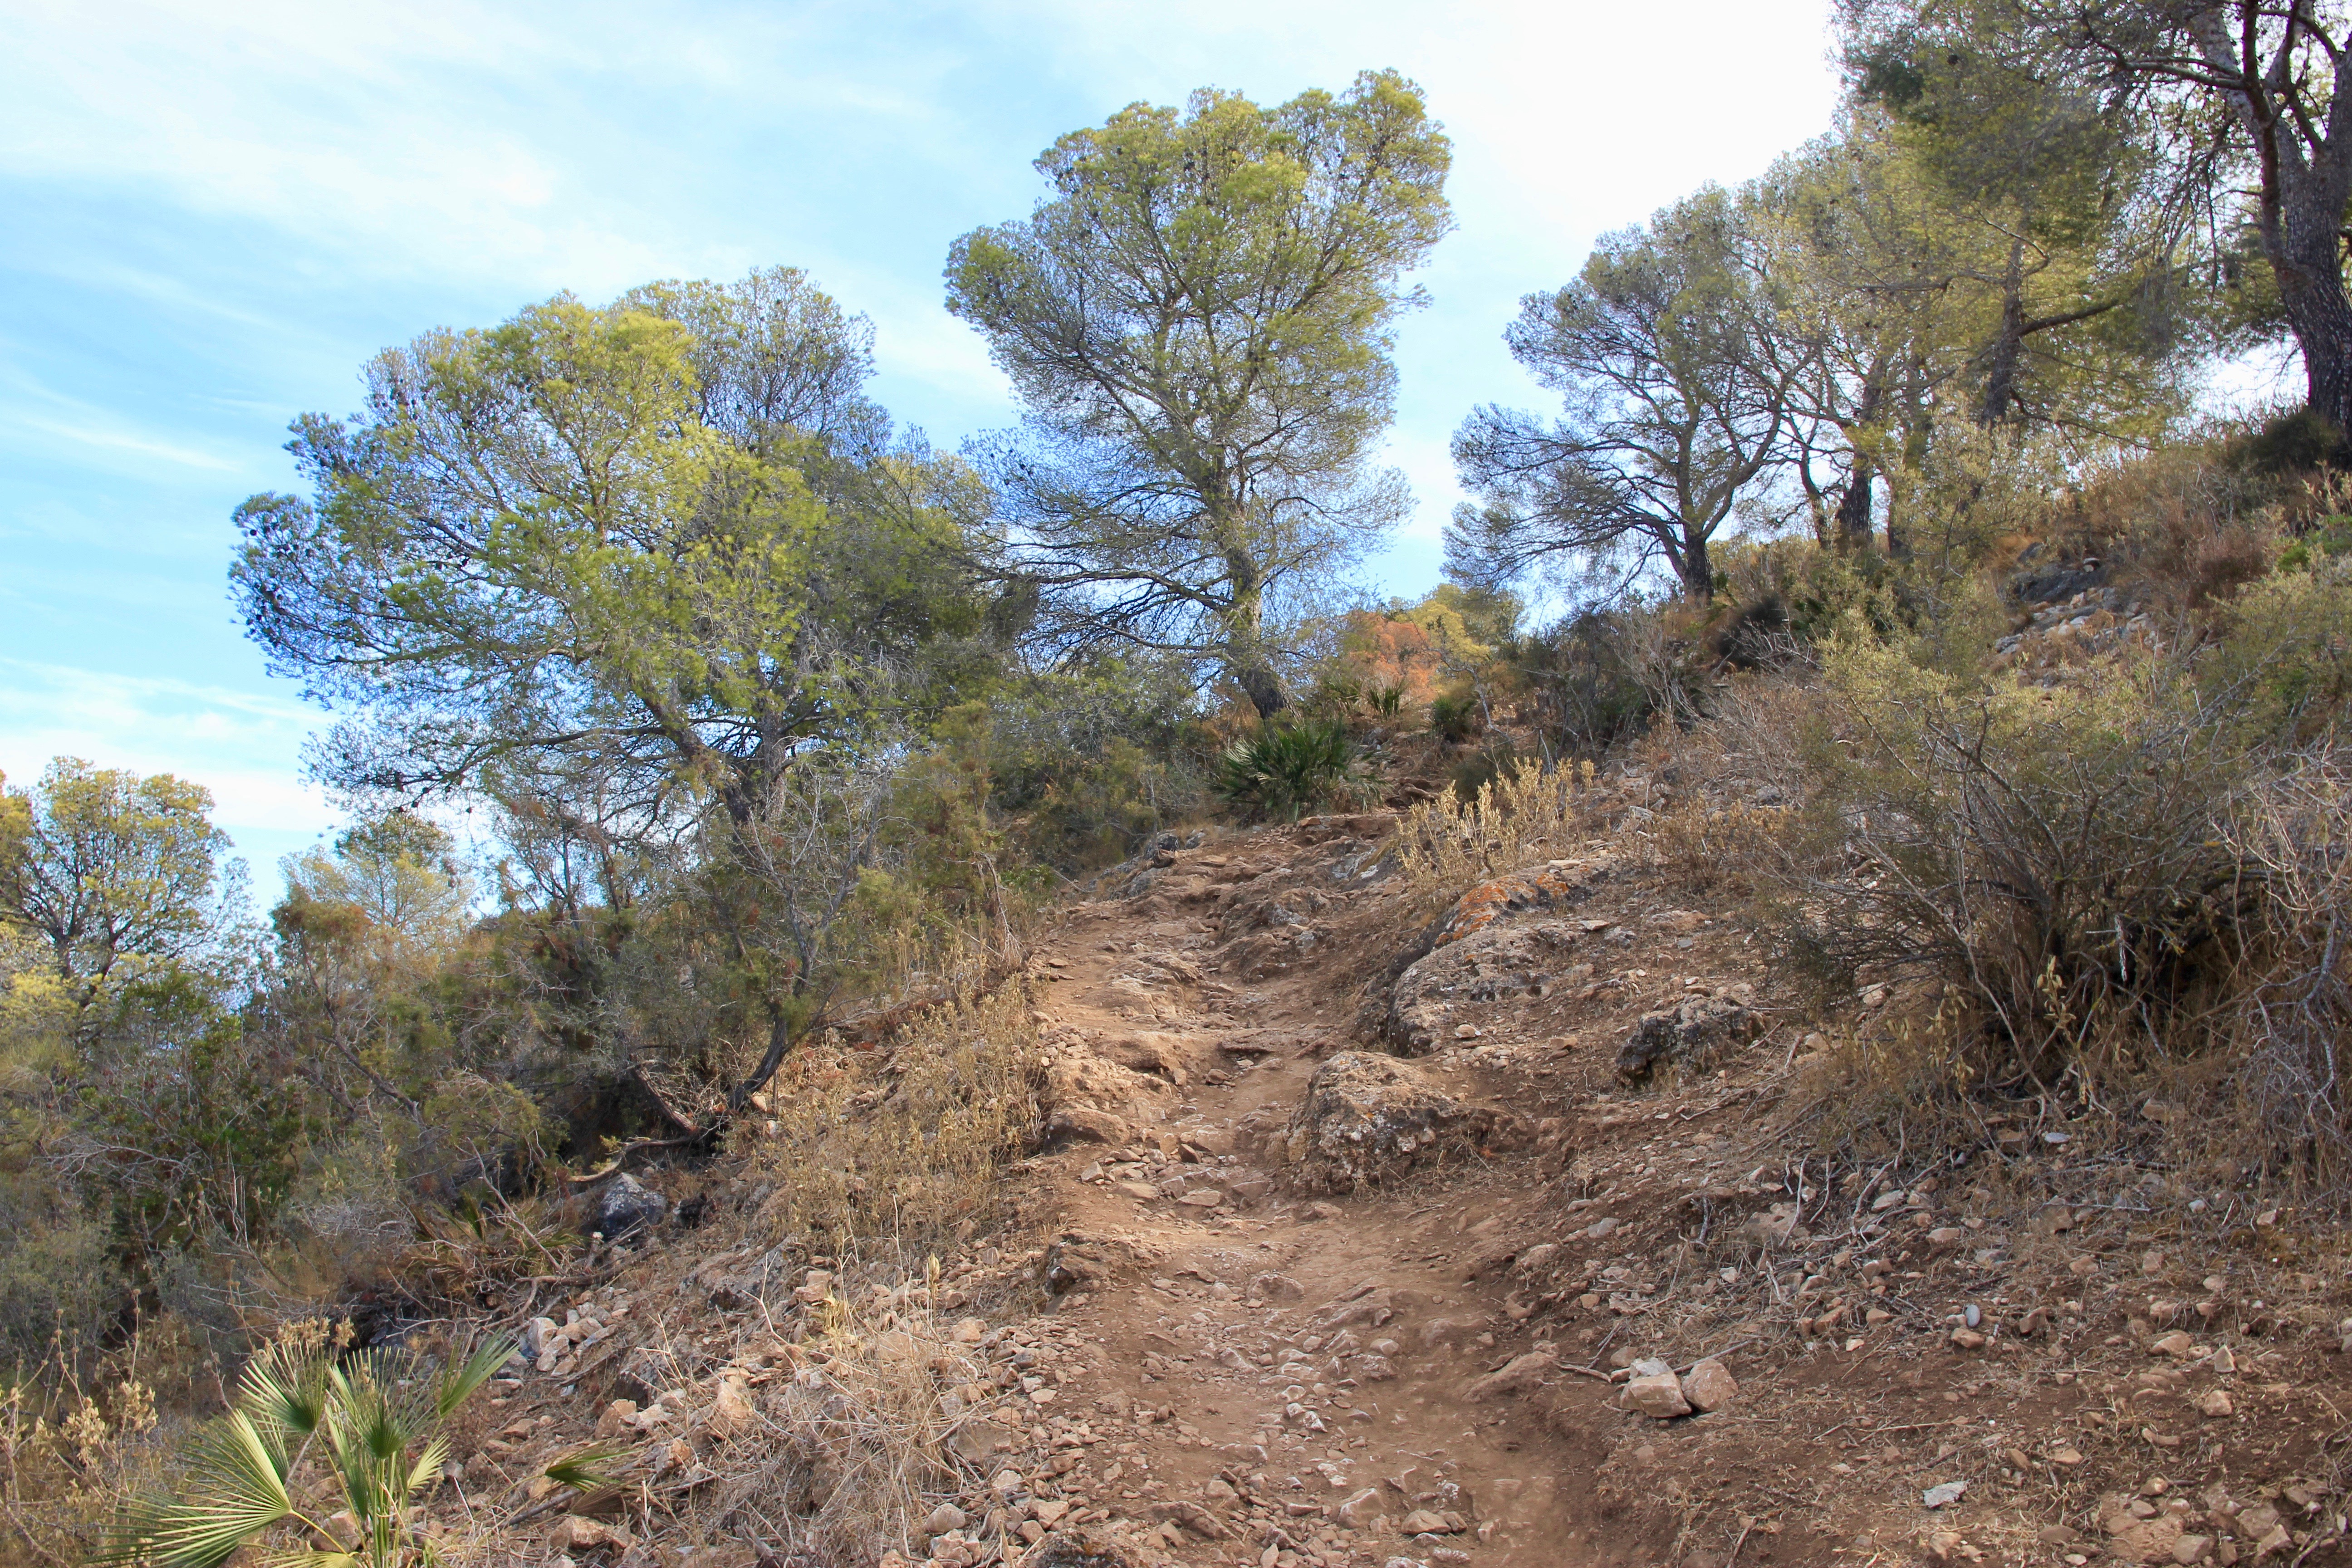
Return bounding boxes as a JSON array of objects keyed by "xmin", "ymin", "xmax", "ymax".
[
  {"xmin": 2192, "ymin": 4, "xmax": 2352, "ymax": 438},
  {"xmin": 1977, "ymin": 235, "xmax": 2028, "ymax": 426},
  {"xmin": 2271, "ymin": 207, "xmax": 2352, "ymax": 436},
  {"xmin": 1220, "ymin": 544, "xmax": 1287, "ymax": 716},
  {"xmin": 1833, "ymin": 462, "xmax": 1875, "ymax": 551},
  {"xmin": 1679, "ymin": 530, "xmax": 1713, "ymax": 600}
]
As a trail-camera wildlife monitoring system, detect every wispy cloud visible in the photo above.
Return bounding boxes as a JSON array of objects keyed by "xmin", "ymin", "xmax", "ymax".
[{"xmin": 0, "ymin": 659, "xmax": 334, "ymax": 846}]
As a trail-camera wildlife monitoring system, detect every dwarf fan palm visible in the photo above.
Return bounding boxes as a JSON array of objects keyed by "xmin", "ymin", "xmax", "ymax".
[{"xmin": 95, "ymin": 1328, "xmax": 514, "ymax": 1568}]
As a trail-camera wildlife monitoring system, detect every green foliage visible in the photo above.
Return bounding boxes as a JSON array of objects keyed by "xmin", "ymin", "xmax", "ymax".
[
  {"xmin": 2197, "ymin": 561, "xmax": 2352, "ymax": 742},
  {"xmin": 1425, "ymin": 691, "xmax": 1483, "ymax": 744},
  {"xmin": 1212, "ymin": 719, "xmax": 1372, "ymax": 822},
  {"xmin": 2276, "ymin": 516, "xmax": 2352, "ymax": 575},
  {"xmin": 982, "ymin": 661, "xmax": 1211, "ymax": 874},
  {"xmin": 0, "ymin": 759, "xmax": 235, "ymax": 1011},
  {"xmin": 232, "ymin": 277, "xmax": 992, "ymax": 815},
  {"xmin": 947, "ymin": 71, "xmax": 1452, "ymax": 714},
  {"xmin": 98, "ymin": 1323, "xmax": 513, "ymax": 1568},
  {"xmin": 1775, "ymin": 641, "xmax": 2260, "ymax": 1085}
]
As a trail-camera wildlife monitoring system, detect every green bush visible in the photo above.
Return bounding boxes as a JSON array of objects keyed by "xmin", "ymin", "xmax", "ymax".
[
  {"xmin": 1426, "ymin": 691, "xmax": 1483, "ymax": 744},
  {"xmin": 1775, "ymin": 642, "xmax": 2256, "ymax": 1087},
  {"xmin": 1213, "ymin": 719, "xmax": 1373, "ymax": 822}
]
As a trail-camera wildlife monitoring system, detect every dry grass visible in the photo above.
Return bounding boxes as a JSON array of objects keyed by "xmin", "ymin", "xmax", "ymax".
[
  {"xmin": 547, "ymin": 1271, "xmax": 1011, "ymax": 1568},
  {"xmin": 741, "ymin": 980, "xmax": 1039, "ymax": 1257},
  {"xmin": 1394, "ymin": 755, "xmax": 1602, "ymax": 904}
]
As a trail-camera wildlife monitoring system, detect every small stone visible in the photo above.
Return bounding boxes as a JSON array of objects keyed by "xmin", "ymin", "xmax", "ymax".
[
  {"xmin": 1682, "ymin": 1358, "xmax": 1738, "ymax": 1411},
  {"xmin": 2048, "ymin": 1446, "xmax": 2085, "ymax": 1467},
  {"xmin": 1251, "ymin": 1272, "xmax": 1307, "ymax": 1303},
  {"xmin": 1585, "ymin": 1216, "xmax": 1619, "ymax": 1239},
  {"xmin": 1929, "ymin": 1226, "xmax": 1967, "ymax": 1248},
  {"xmin": 2152, "ymin": 1331, "xmax": 2195, "ymax": 1357},
  {"xmin": 951, "ymin": 1318, "xmax": 987, "ymax": 1343},
  {"xmin": 2038, "ymin": 1524, "xmax": 2082, "ymax": 1546},
  {"xmin": 925, "ymin": 1504, "xmax": 968, "ymax": 1536},
  {"xmin": 1177, "ymin": 1190, "xmax": 1225, "ymax": 1207},
  {"xmin": 1399, "ymin": 1508, "xmax": 1455, "ymax": 1534},
  {"xmin": 1623, "ymin": 1372, "xmax": 1691, "ymax": 1419},
  {"xmin": 1455, "ymin": 1024, "xmax": 1479, "ymax": 1039},
  {"xmin": 2171, "ymin": 1537, "xmax": 2212, "ymax": 1564},
  {"xmin": 1336, "ymin": 1487, "xmax": 1382, "ymax": 1527},
  {"xmin": 1922, "ymin": 1480, "xmax": 1968, "ymax": 1509},
  {"xmin": 2198, "ymin": 1390, "xmax": 2234, "ymax": 1417},
  {"xmin": 708, "ymin": 1376, "xmax": 755, "ymax": 1436},
  {"xmin": 594, "ymin": 1399, "xmax": 637, "ymax": 1439},
  {"xmin": 1116, "ymin": 1181, "xmax": 1160, "ymax": 1200},
  {"xmin": 1950, "ymin": 1328, "xmax": 1987, "ymax": 1350}
]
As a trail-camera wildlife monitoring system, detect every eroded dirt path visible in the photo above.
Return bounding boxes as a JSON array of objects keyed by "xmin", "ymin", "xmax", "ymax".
[{"xmin": 1003, "ymin": 826, "xmax": 1619, "ymax": 1568}]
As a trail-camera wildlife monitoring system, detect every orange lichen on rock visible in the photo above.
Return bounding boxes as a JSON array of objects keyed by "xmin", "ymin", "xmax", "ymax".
[{"xmin": 1433, "ymin": 867, "xmax": 1582, "ymax": 946}]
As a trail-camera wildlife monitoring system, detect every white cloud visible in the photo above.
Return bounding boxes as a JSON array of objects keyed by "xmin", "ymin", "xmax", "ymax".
[{"xmin": 0, "ymin": 660, "xmax": 337, "ymax": 847}]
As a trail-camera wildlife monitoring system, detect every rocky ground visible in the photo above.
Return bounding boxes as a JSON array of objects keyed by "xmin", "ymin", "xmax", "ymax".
[{"xmin": 444, "ymin": 776, "xmax": 2352, "ymax": 1568}]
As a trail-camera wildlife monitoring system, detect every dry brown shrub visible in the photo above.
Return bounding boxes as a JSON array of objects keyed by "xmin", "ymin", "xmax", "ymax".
[
  {"xmin": 596, "ymin": 1276, "xmax": 1008, "ymax": 1568},
  {"xmin": 2201, "ymin": 750, "xmax": 2352, "ymax": 1192},
  {"xmin": 742, "ymin": 980, "xmax": 1039, "ymax": 1264},
  {"xmin": 1651, "ymin": 800, "xmax": 1784, "ymax": 894},
  {"xmin": 2047, "ymin": 444, "xmax": 2281, "ymax": 610},
  {"xmin": 1394, "ymin": 756, "xmax": 1602, "ymax": 904}
]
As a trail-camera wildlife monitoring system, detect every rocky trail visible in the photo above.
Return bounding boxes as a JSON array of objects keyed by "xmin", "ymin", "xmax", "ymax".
[{"xmin": 476, "ymin": 792, "xmax": 2352, "ymax": 1568}]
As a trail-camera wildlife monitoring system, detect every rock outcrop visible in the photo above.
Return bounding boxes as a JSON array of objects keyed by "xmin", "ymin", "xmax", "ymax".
[
  {"xmin": 1615, "ymin": 990, "xmax": 1760, "ymax": 1083},
  {"xmin": 1281, "ymin": 1051, "xmax": 1527, "ymax": 1193},
  {"xmin": 591, "ymin": 1173, "xmax": 667, "ymax": 1238},
  {"xmin": 1387, "ymin": 917, "xmax": 1583, "ymax": 1054},
  {"xmin": 1039, "ymin": 1054, "xmax": 1169, "ymax": 1147}
]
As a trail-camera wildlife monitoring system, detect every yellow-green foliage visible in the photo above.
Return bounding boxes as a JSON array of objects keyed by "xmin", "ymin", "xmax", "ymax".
[
  {"xmin": 1775, "ymin": 638, "xmax": 2256, "ymax": 1084},
  {"xmin": 2198, "ymin": 558, "xmax": 2352, "ymax": 741},
  {"xmin": 743, "ymin": 983, "xmax": 1038, "ymax": 1253}
]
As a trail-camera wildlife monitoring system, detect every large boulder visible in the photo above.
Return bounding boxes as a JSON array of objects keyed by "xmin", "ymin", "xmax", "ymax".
[
  {"xmin": 1615, "ymin": 992, "xmax": 1760, "ymax": 1084},
  {"xmin": 591, "ymin": 1173, "xmax": 667, "ymax": 1239},
  {"xmin": 1282, "ymin": 1052, "xmax": 1528, "ymax": 1194},
  {"xmin": 1387, "ymin": 919, "xmax": 1582, "ymax": 1054},
  {"xmin": 1039, "ymin": 1054, "xmax": 1169, "ymax": 1147}
]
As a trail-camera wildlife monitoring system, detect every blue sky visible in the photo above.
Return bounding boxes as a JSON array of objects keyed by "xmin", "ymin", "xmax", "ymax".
[{"xmin": 0, "ymin": 0, "xmax": 1842, "ymax": 892}]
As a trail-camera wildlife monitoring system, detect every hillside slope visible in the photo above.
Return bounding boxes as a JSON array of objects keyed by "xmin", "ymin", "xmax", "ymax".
[{"xmin": 439, "ymin": 784, "xmax": 2352, "ymax": 1568}]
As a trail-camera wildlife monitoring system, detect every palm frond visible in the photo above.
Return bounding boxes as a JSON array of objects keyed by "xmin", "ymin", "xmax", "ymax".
[
  {"xmin": 93, "ymin": 1412, "xmax": 293, "ymax": 1568},
  {"xmin": 436, "ymin": 1335, "xmax": 519, "ymax": 1419},
  {"xmin": 236, "ymin": 1336, "xmax": 331, "ymax": 1450},
  {"xmin": 404, "ymin": 1434, "xmax": 452, "ymax": 1502},
  {"xmin": 542, "ymin": 1443, "xmax": 627, "ymax": 1493}
]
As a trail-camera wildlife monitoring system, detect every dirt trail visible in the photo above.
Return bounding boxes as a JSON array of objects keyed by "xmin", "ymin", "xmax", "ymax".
[
  {"xmin": 1006, "ymin": 826, "xmax": 1619, "ymax": 1567},
  {"xmin": 997, "ymin": 813, "xmax": 2352, "ymax": 1568},
  {"xmin": 477, "ymin": 801, "xmax": 2352, "ymax": 1568}
]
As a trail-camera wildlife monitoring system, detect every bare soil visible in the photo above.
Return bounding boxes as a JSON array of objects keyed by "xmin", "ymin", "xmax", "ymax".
[{"xmin": 462, "ymin": 806, "xmax": 2352, "ymax": 1568}]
